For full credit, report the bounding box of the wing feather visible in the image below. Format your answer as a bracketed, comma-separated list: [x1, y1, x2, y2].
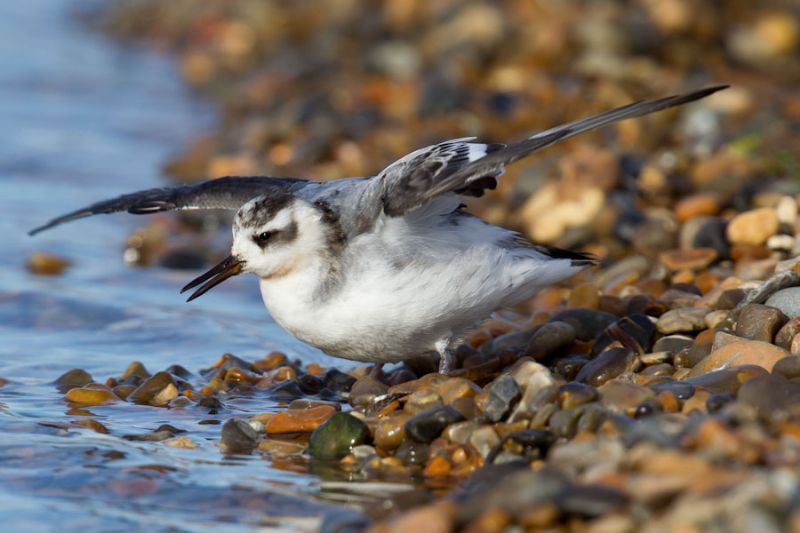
[379, 85, 728, 218]
[29, 176, 307, 235]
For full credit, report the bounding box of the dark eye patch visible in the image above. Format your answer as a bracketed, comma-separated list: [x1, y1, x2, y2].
[253, 230, 274, 247]
[251, 220, 298, 249]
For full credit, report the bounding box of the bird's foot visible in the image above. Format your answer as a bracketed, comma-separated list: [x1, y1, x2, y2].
[437, 348, 455, 375]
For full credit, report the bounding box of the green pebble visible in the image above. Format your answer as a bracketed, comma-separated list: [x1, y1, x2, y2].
[309, 412, 370, 460]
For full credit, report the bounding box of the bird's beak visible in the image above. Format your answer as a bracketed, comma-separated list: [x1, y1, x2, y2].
[181, 255, 244, 302]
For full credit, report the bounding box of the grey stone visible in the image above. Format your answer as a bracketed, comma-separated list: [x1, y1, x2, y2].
[525, 321, 575, 359]
[765, 287, 800, 319]
[549, 309, 617, 341]
[405, 405, 464, 443]
[220, 418, 260, 454]
[575, 348, 636, 386]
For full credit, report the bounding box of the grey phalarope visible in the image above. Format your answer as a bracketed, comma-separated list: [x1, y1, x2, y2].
[31, 85, 727, 373]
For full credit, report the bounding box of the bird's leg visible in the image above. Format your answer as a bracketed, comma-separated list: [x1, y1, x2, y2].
[435, 339, 454, 375]
[369, 363, 384, 379]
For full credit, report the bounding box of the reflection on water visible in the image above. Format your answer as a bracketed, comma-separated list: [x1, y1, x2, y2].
[0, 1, 368, 529]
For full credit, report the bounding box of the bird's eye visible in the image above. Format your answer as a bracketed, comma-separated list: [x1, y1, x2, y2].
[253, 231, 273, 247]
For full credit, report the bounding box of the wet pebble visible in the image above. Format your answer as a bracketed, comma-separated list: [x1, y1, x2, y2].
[128, 371, 178, 406]
[405, 406, 464, 443]
[309, 412, 370, 460]
[120, 361, 150, 381]
[476, 375, 521, 422]
[469, 425, 500, 458]
[649, 380, 695, 400]
[548, 309, 617, 341]
[124, 424, 183, 442]
[26, 252, 71, 275]
[404, 390, 443, 415]
[164, 436, 199, 449]
[687, 365, 768, 394]
[593, 314, 655, 355]
[689, 338, 789, 376]
[599, 381, 654, 414]
[558, 382, 598, 409]
[265, 380, 306, 401]
[220, 418, 260, 454]
[54, 368, 93, 392]
[374, 413, 410, 450]
[437, 377, 480, 405]
[264, 405, 336, 434]
[525, 321, 575, 359]
[349, 375, 387, 407]
[553, 356, 589, 381]
[65, 386, 120, 406]
[575, 348, 636, 387]
[652, 335, 693, 353]
[322, 368, 357, 393]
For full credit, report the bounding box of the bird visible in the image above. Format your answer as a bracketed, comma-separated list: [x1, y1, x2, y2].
[30, 85, 727, 374]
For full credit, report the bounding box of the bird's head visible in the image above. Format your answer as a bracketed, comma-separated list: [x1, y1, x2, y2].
[182, 192, 335, 300]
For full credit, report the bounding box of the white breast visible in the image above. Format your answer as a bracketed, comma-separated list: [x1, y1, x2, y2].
[258, 213, 582, 363]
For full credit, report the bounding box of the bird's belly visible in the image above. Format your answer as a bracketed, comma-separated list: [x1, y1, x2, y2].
[259, 279, 443, 362]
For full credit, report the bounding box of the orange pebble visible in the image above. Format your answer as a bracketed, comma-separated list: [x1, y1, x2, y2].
[423, 455, 452, 478]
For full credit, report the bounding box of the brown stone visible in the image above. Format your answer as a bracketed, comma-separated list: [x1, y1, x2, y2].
[436, 378, 480, 405]
[656, 307, 707, 334]
[423, 455, 452, 478]
[128, 371, 178, 406]
[264, 405, 336, 434]
[26, 252, 71, 275]
[374, 413, 409, 450]
[681, 389, 711, 414]
[775, 318, 800, 350]
[726, 207, 779, 245]
[688, 339, 789, 376]
[65, 386, 120, 406]
[659, 248, 717, 271]
[72, 419, 110, 434]
[674, 193, 721, 222]
[253, 352, 288, 371]
[598, 380, 654, 415]
[734, 303, 787, 342]
[568, 282, 600, 309]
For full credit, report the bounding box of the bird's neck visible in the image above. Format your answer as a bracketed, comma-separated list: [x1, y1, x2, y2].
[258, 254, 343, 306]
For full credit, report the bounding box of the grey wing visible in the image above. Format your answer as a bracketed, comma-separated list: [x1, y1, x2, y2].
[29, 176, 310, 235]
[375, 85, 728, 219]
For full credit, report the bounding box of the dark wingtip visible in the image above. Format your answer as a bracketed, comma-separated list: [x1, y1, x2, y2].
[687, 84, 729, 101]
[28, 210, 93, 236]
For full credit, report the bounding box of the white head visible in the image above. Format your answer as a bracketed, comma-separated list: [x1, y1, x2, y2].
[182, 193, 341, 300]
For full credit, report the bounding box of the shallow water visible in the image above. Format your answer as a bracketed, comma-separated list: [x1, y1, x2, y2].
[0, 1, 374, 530]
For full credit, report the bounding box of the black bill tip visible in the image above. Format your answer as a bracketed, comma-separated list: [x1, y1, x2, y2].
[182, 255, 244, 302]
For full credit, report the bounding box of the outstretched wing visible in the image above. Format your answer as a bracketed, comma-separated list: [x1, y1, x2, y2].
[377, 85, 728, 218]
[29, 176, 309, 235]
